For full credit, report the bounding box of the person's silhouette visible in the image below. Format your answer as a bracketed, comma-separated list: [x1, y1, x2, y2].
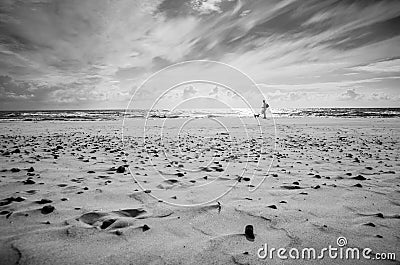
[261, 99, 269, 119]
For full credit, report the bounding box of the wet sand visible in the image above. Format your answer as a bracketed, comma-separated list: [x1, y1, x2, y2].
[0, 117, 399, 264]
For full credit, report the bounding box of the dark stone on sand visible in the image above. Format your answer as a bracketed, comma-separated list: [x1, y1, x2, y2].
[61, 198, 69, 201]
[0, 197, 24, 206]
[243, 177, 250, 181]
[165, 179, 178, 184]
[245, 225, 255, 241]
[299, 192, 308, 195]
[27, 167, 34, 172]
[279, 200, 287, 203]
[13, 149, 20, 153]
[352, 175, 366, 180]
[176, 172, 184, 177]
[363, 222, 375, 227]
[313, 185, 321, 189]
[353, 183, 363, 188]
[87, 171, 95, 173]
[83, 187, 89, 190]
[101, 219, 116, 229]
[14, 196, 26, 202]
[11, 168, 20, 173]
[365, 166, 373, 170]
[280, 185, 301, 190]
[115, 230, 123, 236]
[0, 210, 11, 215]
[41, 205, 55, 214]
[23, 178, 36, 185]
[376, 235, 383, 238]
[36, 199, 53, 204]
[314, 174, 321, 179]
[116, 166, 126, 173]
[144, 190, 151, 193]
[268, 205, 277, 209]
[142, 224, 150, 232]
[292, 181, 299, 185]
[375, 213, 384, 218]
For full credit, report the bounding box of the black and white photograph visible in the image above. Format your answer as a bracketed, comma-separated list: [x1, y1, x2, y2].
[0, 0, 399, 264]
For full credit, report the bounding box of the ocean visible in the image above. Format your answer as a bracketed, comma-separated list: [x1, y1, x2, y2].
[0, 108, 399, 121]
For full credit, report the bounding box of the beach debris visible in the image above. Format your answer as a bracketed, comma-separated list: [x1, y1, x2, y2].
[23, 178, 36, 185]
[36, 198, 53, 204]
[375, 213, 384, 218]
[100, 219, 116, 229]
[352, 175, 366, 180]
[0, 196, 26, 206]
[41, 205, 55, 214]
[245, 225, 255, 241]
[116, 166, 126, 173]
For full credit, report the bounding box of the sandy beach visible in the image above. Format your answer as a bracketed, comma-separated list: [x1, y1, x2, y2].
[0, 117, 399, 265]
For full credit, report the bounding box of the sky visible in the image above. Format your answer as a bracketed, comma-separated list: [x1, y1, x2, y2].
[0, 0, 399, 110]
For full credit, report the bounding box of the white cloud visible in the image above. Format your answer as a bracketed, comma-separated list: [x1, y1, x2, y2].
[338, 88, 364, 101]
[351, 59, 400, 73]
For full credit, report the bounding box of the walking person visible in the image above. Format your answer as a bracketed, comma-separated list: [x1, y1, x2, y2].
[261, 99, 269, 119]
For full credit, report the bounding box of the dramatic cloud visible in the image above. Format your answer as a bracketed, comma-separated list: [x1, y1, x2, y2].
[0, 0, 399, 109]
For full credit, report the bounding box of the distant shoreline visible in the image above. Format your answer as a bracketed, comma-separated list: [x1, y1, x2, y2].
[0, 108, 399, 121]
